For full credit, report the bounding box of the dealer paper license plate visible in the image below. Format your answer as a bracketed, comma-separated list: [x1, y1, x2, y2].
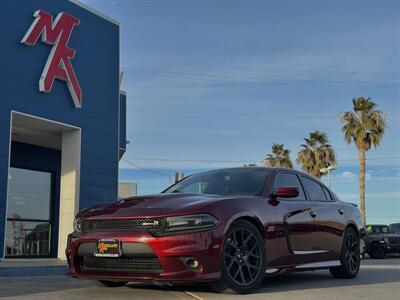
[94, 239, 121, 257]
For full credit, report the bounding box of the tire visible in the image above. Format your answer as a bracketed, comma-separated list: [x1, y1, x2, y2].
[94, 280, 127, 287]
[208, 219, 266, 294]
[369, 243, 385, 259]
[329, 227, 360, 279]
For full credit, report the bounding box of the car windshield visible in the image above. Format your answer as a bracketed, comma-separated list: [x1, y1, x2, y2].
[163, 168, 270, 196]
[389, 224, 400, 234]
[366, 225, 392, 234]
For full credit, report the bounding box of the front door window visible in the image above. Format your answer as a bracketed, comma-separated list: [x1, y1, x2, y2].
[5, 168, 53, 257]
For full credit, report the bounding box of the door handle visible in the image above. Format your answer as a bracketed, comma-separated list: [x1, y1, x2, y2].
[309, 210, 317, 218]
[338, 209, 344, 215]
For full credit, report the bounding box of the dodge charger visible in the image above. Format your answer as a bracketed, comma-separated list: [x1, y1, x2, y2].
[66, 167, 362, 293]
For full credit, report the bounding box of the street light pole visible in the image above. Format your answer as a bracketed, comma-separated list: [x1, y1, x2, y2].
[320, 165, 336, 189]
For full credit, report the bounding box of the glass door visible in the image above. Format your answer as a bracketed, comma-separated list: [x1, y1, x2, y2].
[5, 168, 53, 257]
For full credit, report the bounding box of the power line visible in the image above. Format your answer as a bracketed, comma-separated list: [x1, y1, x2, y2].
[127, 108, 342, 120]
[123, 68, 400, 87]
[121, 158, 172, 177]
[124, 156, 400, 164]
[125, 108, 400, 122]
[122, 58, 400, 76]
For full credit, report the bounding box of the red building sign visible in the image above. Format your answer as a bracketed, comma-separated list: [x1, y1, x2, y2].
[21, 10, 82, 108]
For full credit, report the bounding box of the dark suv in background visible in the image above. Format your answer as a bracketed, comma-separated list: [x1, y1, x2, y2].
[389, 223, 400, 234]
[365, 224, 400, 259]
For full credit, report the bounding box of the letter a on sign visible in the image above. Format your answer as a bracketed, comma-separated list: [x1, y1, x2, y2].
[21, 10, 82, 108]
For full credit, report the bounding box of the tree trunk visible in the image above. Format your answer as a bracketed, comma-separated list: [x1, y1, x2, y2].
[359, 149, 366, 225]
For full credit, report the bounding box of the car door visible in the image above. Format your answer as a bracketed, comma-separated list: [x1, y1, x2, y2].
[273, 172, 320, 265]
[300, 176, 346, 259]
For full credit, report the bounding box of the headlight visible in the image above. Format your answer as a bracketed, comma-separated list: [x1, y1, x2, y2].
[73, 218, 82, 232]
[164, 214, 218, 233]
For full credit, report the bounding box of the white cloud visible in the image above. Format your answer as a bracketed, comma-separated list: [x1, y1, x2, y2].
[338, 171, 372, 180]
[341, 171, 357, 178]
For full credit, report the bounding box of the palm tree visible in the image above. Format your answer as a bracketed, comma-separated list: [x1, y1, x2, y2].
[341, 97, 386, 225]
[264, 143, 293, 168]
[296, 131, 336, 178]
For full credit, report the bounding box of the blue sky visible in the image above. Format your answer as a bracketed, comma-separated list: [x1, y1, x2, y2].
[82, 0, 399, 224]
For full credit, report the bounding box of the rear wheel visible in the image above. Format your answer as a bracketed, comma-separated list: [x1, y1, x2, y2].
[369, 243, 385, 259]
[330, 227, 360, 278]
[94, 280, 127, 287]
[208, 220, 266, 294]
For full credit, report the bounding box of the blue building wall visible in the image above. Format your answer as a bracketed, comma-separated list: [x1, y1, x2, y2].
[119, 92, 127, 159]
[0, 1, 122, 257]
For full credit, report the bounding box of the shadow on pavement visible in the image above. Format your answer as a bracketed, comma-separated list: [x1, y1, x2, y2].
[1, 257, 399, 298]
[126, 257, 400, 295]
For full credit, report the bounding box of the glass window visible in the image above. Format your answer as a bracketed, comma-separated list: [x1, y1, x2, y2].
[164, 168, 270, 196]
[6, 168, 53, 257]
[7, 168, 52, 220]
[5, 221, 50, 256]
[366, 225, 391, 234]
[322, 186, 333, 201]
[389, 224, 400, 234]
[274, 173, 306, 200]
[301, 177, 327, 201]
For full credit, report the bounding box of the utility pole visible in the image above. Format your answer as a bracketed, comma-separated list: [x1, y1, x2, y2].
[174, 172, 185, 183]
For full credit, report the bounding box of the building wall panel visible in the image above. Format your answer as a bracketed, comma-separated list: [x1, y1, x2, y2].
[0, 0, 121, 257]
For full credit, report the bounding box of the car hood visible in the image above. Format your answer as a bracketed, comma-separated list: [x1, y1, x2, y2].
[77, 193, 243, 219]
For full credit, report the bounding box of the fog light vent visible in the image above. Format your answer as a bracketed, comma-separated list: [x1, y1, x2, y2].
[181, 257, 201, 272]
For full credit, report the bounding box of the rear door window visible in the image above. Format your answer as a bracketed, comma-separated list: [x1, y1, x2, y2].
[274, 173, 306, 201]
[301, 176, 327, 201]
[321, 186, 333, 201]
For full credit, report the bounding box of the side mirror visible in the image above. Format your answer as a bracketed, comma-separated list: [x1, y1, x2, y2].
[273, 187, 299, 198]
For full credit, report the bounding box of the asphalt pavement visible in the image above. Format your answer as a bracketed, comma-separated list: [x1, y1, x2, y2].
[0, 257, 399, 300]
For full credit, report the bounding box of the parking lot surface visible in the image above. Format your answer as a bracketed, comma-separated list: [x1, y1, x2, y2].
[0, 258, 399, 300]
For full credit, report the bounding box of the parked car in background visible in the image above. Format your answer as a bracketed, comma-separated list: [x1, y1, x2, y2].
[365, 224, 400, 259]
[389, 223, 400, 234]
[66, 168, 363, 294]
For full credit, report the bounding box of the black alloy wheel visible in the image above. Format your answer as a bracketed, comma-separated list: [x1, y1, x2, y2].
[209, 220, 266, 294]
[330, 227, 361, 278]
[369, 243, 385, 259]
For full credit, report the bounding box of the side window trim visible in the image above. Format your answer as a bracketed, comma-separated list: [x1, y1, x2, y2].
[301, 175, 332, 202]
[295, 173, 309, 201]
[299, 175, 311, 201]
[273, 171, 308, 201]
[321, 186, 335, 201]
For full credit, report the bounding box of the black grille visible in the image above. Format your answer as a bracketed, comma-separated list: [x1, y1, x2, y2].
[388, 237, 400, 245]
[80, 256, 163, 274]
[81, 218, 164, 233]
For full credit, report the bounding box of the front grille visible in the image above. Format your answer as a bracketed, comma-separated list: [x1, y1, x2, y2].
[81, 218, 164, 233]
[80, 256, 163, 274]
[388, 237, 400, 245]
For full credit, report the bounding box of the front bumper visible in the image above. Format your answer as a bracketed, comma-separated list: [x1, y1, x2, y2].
[65, 227, 224, 283]
[381, 244, 400, 253]
[366, 241, 400, 253]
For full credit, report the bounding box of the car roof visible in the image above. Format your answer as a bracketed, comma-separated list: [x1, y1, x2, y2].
[188, 167, 330, 187]
[194, 166, 308, 175]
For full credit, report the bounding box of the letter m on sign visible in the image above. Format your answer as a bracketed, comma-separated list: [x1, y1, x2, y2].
[21, 10, 82, 108]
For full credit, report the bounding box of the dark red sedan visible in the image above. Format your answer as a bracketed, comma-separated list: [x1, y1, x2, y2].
[66, 167, 362, 293]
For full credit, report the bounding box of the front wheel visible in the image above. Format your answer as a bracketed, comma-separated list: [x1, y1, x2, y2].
[369, 243, 385, 259]
[330, 227, 360, 279]
[208, 220, 266, 294]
